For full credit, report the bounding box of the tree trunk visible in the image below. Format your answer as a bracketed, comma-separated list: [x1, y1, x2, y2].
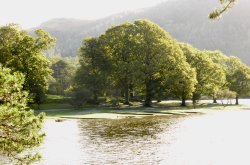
[213, 97, 217, 103]
[124, 85, 130, 105]
[129, 84, 134, 100]
[192, 96, 196, 104]
[130, 92, 134, 100]
[144, 81, 152, 107]
[181, 97, 186, 107]
[93, 92, 98, 104]
[235, 95, 239, 105]
[144, 97, 152, 107]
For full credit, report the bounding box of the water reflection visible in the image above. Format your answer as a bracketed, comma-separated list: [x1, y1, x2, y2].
[77, 116, 185, 165]
[79, 116, 171, 138]
[5, 109, 250, 165]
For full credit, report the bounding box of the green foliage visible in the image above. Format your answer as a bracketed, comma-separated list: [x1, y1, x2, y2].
[73, 19, 250, 107]
[0, 66, 45, 165]
[216, 89, 236, 104]
[98, 20, 196, 106]
[74, 37, 111, 105]
[205, 50, 230, 102]
[49, 58, 76, 95]
[100, 22, 139, 104]
[167, 60, 197, 106]
[0, 24, 55, 105]
[132, 20, 192, 106]
[180, 44, 227, 102]
[0, 67, 28, 108]
[225, 57, 250, 103]
[209, 0, 236, 19]
[70, 88, 94, 108]
[0, 107, 45, 164]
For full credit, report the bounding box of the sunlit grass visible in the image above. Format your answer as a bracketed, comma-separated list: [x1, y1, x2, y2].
[33, 95, 249, 120]
[36, 103, 245, 120]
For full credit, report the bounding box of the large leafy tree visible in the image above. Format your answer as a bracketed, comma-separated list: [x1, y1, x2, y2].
[76, 20, 195, 107]
[133, 20, 191, 106]
[205, 50, 228, 103]
[100, 23, 139, 104]
[225, 56, 250, 104]
[0, 24, 55, 105]
[167, 60, 197, 107]
[74, 37, 111, 104]
[0, 66, 45, 164]
[180, 44, 226, 103]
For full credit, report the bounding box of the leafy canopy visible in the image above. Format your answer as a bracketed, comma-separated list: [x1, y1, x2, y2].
[0, 24, 55, 105]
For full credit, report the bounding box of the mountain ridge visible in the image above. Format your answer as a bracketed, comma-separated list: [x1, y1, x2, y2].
[33, 0, 250, 65]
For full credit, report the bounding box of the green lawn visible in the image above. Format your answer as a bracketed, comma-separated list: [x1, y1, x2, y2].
[34, 97, 247, 120]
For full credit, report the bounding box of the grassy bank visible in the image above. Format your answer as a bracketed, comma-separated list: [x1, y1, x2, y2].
[34, 95, 248, 120]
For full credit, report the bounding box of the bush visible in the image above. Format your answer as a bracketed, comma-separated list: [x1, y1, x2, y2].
[216, 89, 237, 105]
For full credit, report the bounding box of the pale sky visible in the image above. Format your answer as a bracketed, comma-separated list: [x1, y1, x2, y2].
[0, 0, 167, 28]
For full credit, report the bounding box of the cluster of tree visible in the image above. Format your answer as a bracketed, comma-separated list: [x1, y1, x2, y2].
[0, 24, 55, 106]
[48, 57, 78, 95]
[73, 20, 250, 107]
[181, 45, 250, 105]
[0, 24, 54, 164]
[73, 20, 195, 107]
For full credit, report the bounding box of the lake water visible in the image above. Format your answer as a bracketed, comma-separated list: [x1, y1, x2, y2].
[3, 99, 250, 165]
[37, 108, 250, 164]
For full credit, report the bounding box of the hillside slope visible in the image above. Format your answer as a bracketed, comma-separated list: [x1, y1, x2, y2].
[33, 0, 250, 65]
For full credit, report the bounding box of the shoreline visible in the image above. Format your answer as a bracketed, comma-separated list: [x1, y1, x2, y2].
[36, 102, 250, 121]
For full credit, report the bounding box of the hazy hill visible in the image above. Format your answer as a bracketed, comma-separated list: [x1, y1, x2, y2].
[33, 0, 250, 65]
